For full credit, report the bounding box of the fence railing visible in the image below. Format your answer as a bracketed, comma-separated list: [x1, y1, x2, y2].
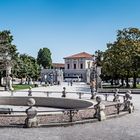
[0, 101, 133, 127]
[0, 87, 134, 127]
[10, 89, 126, 102]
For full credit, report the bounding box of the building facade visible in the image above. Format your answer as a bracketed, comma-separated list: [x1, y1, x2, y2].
[63, 52, 94, 82]
[41, 52, 101, 84]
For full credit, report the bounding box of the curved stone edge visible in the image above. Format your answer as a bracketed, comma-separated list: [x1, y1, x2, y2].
[0, 96, 93, 109]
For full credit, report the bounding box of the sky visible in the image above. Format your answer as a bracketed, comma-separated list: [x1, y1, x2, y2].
[0, 0, 140, 63]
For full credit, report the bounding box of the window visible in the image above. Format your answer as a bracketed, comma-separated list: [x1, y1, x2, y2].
[80, 63, 83, 69]
[67, 64, 70, 69]
[88, 62, 90, 68]
[74, 64, 76, 69]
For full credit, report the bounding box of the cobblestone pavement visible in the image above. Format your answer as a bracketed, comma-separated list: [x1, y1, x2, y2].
[0, 83, 140, 140]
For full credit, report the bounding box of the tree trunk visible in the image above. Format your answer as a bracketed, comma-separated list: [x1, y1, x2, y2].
[121, 77, 124, 87]
[126, 76, 129, 88]
[111, 79, 113, 85]
[126, 71, 130, 88]
[133, 72, 137, 88]
[0, 72, 2, 86]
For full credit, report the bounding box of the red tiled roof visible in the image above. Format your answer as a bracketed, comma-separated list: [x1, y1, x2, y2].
[64, 52, 93, 59]
[52, 63, 65, 68]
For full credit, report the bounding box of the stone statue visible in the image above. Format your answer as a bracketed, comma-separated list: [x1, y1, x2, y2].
[113, 88, 120, 102]
[90, 80, 96, 99]
[123, 90, 134, 113]
[94, 96, 106, 121]
[7, 75, 14, 91]
[25, 98, 38, 128]
[29, 78, 33, 85]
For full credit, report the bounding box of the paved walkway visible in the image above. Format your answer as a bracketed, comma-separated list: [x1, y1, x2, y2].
[0, 82, 94, 114]
[0, 82, 117, 102]
[0, 82, 139, 140]
[0, 82, 91, 96]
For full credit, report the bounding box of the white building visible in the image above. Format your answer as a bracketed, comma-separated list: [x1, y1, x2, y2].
[63, 52, 94, 82]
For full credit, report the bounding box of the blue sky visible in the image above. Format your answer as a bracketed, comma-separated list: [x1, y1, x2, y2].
[0, 0, 140, 62]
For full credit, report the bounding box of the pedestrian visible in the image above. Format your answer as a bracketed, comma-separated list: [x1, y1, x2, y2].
[70, 79, 73, 86]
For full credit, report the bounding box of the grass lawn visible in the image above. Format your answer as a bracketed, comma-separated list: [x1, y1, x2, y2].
[136, 84, 140, 88]
[13, 84, 34, 90]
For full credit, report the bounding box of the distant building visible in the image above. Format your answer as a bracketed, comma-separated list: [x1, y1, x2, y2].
[41, 69, 63, 85]
[41, 52, 98, 84]
[52, 63, 65, 70]
[64, 52, 93, 70]
[63, 52, 94, 82]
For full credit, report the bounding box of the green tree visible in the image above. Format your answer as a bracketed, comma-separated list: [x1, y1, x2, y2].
[103, 42, 122, 85]
[0, 30, 41, 85]
[117, 28, 140, 88]
[0, 30, 17, 85]
[95, 50, 104, 66]
[16, 54, 40, 84]
[0, 30, 17, 54]
[103, 28, 140, 87]
[37, 48, 52, 68]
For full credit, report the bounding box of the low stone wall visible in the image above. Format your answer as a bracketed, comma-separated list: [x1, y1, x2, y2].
[0, 104, 125, 126]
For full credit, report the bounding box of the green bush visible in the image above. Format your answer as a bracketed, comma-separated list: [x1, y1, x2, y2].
[13, 84, 34, 90]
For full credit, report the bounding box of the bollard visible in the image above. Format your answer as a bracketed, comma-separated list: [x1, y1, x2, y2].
[24, 98, 38, 128]
[90, 91, 96, 99]
[62, 87, 66, 97]
[123, 90, 134, 113]
[11, 89, 14, 96]
[78, 92, 84, 99]
[46, 92, 49, 97]
[104, 94, 109, 101]
[28, 86, 32, 96]
[113, 88, 120, 102]
[116, 103, 121, 114]
[90, 85, 96, 99]
[94, 96, 106, 121]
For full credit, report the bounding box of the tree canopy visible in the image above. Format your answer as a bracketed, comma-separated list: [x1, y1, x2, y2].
[102, 27, 140, 87]
[14, 54, 40, 82]
[37, 48, 52, 68]
[0, 30, 40, 84]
